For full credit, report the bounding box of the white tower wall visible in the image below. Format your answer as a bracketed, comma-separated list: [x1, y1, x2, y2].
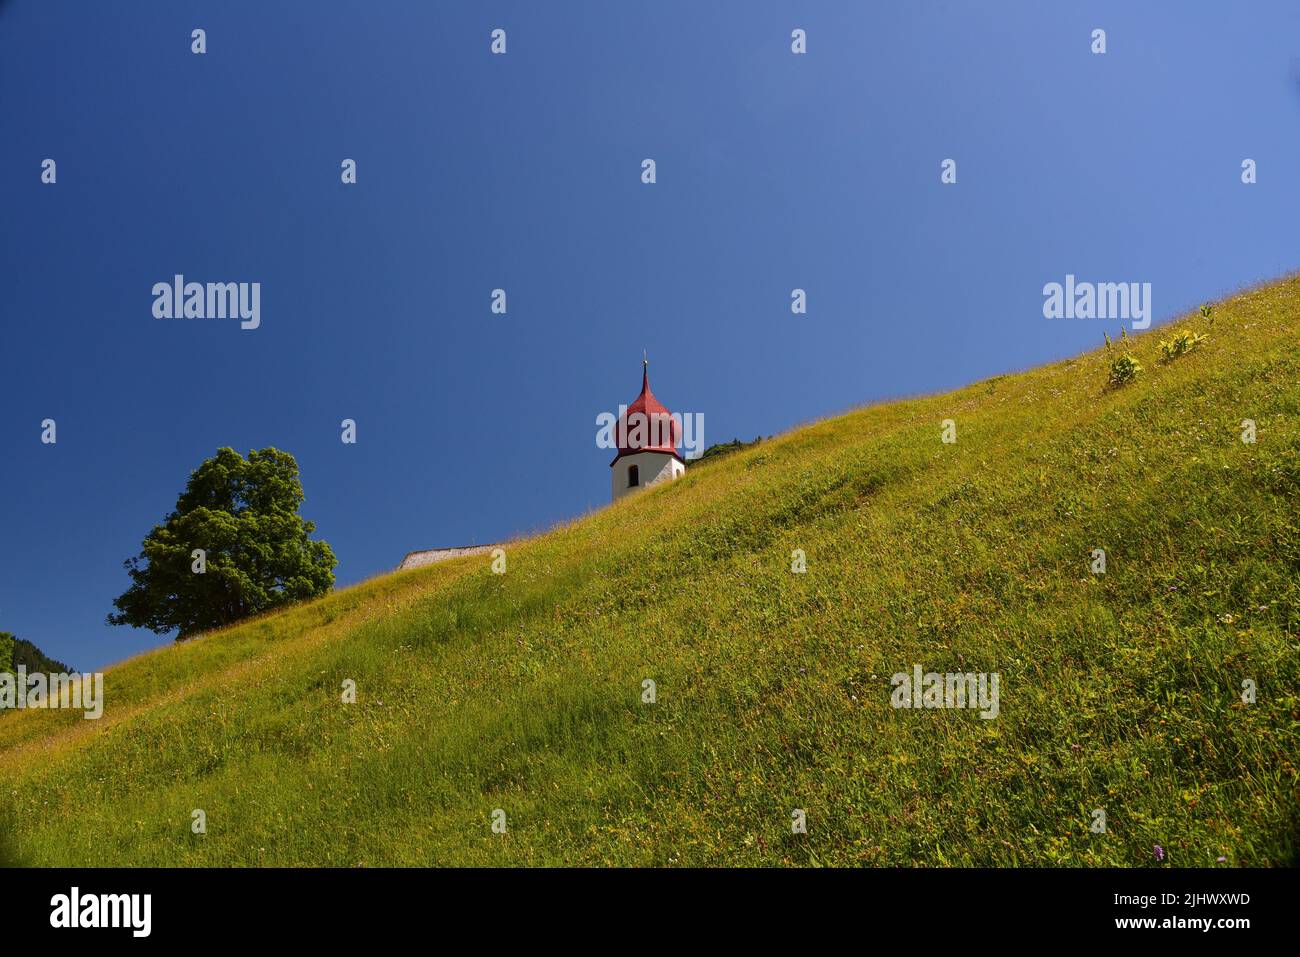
[612, 451, 685, 501]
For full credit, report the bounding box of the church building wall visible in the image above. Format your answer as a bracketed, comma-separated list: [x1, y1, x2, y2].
[612, 451, 684, 501]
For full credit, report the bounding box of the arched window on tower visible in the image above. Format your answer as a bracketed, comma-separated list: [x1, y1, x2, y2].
[628, 464, 640, 488]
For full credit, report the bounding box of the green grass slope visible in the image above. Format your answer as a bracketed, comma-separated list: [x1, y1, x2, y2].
[2, 280, 1298, 867]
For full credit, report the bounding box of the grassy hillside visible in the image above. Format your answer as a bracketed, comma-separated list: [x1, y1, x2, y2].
[2, 279, 1297, 867]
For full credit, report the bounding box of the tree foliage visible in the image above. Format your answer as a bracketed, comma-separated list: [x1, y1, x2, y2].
[108, 448, 337, 639]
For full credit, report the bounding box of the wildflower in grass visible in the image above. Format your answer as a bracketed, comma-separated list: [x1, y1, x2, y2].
[1154, 844, 1165, 862]
[1158, 328, 1208, 361]
[1108, 352, 1142, 387]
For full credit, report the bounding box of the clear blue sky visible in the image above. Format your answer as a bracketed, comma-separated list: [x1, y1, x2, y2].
[3, 1, 1298, 671]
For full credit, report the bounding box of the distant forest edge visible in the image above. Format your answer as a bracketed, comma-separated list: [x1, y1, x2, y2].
[0, 632, 73, 676]
[692, 436, 766, 465]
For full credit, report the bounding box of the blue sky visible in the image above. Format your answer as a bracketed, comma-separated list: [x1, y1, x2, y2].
[3, 1, 1299, 671]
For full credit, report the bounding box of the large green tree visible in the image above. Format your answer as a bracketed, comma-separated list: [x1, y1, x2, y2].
[108, 447, 337, 639]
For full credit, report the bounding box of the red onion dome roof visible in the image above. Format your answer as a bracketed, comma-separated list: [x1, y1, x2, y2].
[612, 360, 684, 464]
